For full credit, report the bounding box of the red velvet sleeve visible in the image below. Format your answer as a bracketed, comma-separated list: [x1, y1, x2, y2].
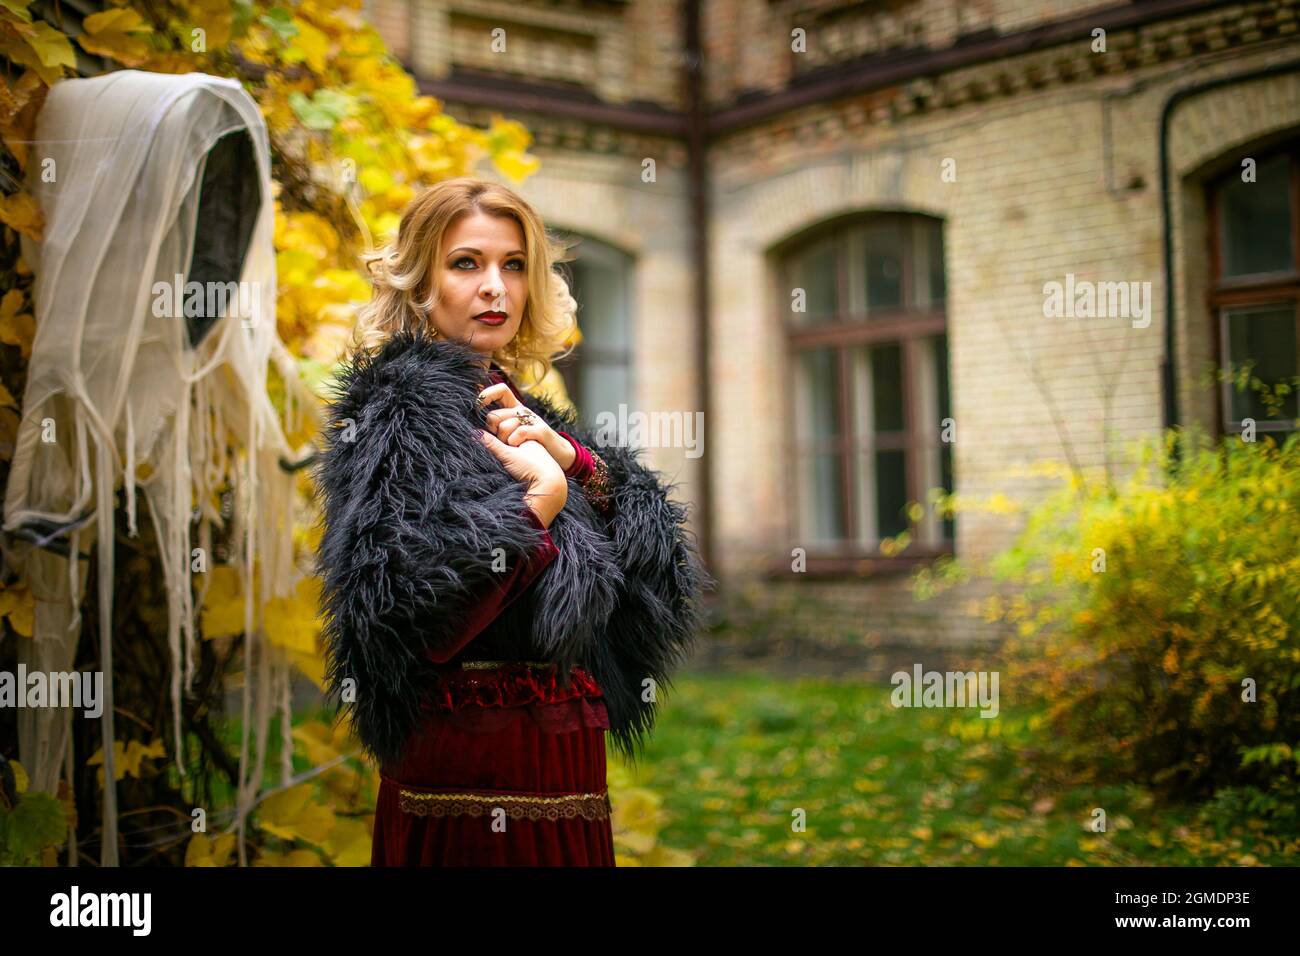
[425, 506, 560, 664]
[558, 431, 595, 482]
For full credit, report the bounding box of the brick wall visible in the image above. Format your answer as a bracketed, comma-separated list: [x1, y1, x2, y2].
[707, 35, 1300, 645]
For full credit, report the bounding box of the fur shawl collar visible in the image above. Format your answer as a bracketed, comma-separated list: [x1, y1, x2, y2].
[311, 328, 713, 767]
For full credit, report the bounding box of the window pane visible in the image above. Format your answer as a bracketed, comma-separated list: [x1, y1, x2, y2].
[871, 343, 904, 433]
[796, 348, 841, 441]
[570, 264, 629, 352]
[795, 347, 846, 542]
[935, 335, 954, 541]
[862, 219, 904, 312]
[582, 362, 633, 429]
[799, 451, 846, 543]
[1224, 304, 1299, 423]
[852, 343, 910, 546]
[927, 219, 946, 305]
[786, 236, 838, 326]
[1219, 155, 1293, 277]
[910, 218, 945, 309]
[875, 449, 908, 538]
[564, 233, 634, 415]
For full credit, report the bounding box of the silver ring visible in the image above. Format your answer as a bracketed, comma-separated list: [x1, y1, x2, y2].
[514, 409, 535, 426]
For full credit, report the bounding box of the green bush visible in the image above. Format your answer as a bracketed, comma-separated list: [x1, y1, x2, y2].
[924, 430, 1300, 798]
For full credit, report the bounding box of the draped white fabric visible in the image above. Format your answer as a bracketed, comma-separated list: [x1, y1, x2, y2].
[2, 70, 304, 865]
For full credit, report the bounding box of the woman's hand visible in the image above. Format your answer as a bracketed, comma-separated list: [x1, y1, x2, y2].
[478, 383, 577, 472]
[476, 429, 568, 528]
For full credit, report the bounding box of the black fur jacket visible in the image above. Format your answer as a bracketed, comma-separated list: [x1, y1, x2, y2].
[311, 328, 713, 768]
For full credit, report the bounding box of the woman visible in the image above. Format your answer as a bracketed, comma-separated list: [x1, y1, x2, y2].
[311, 177, 712, 866]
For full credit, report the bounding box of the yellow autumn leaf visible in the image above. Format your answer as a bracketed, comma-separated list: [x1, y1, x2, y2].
[78, 9, 154, 68]
[0, 21, 76, 84]
[292, 719, 343, 767]
[0, 309, 35, 358]
[0, 193, 42, 242]
[263, 576, 321, 656]
[983, 493, 1020, 515]
[493, 150, 540, 183]
[182, 0, 234, 52]
[611, 786, 665, 857]
[320, 815, 371, 867]
[11, 758, 29, 794]
[283, 18, 330, 74]
[87, 738, 166, 788]
[486, 114, 532, 152]
[185, 832, 236, 867]
[615, 828, 658, 856]
[483, 116, 539, 182]
[5, 590, 33, 636]
[0, 583, 34, 636]
[358, 165, 394, 196]
[284, 646, 327, 690]
[400, 95, 440, 128]
[971, 830, 999, 848]
[200, 565, 250, 639]
[0, 74, 26, 122]
[0, 1, 34, 25]
[257, 783, 337, 846]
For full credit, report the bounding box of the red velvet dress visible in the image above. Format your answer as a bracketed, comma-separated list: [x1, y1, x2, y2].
[370, 366, 617, 866]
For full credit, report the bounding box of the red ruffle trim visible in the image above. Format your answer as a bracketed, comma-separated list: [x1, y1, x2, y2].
[423, 663, 604, 712]
[415, 663, 609, 735]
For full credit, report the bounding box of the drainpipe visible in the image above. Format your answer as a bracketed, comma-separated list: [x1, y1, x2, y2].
[684, 0, 714, 571]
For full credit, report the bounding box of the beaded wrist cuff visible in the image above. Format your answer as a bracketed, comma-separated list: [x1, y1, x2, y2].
[583, 449, 613, 513]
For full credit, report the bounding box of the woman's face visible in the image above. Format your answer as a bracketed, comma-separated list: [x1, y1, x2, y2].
[427, 211, 528, 362]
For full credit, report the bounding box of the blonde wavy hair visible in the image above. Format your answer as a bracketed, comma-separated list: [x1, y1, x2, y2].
[349, 177, 579, 388]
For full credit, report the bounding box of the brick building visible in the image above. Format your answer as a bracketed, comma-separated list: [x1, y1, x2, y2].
[363, 0, 1300, 654]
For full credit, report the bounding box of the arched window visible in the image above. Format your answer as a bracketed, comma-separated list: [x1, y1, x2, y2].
[779, 212, 953, 556]
[1207, 145, 1299, 436]
[551, 231, 634, 419]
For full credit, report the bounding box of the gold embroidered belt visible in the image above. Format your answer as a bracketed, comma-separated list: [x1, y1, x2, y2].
[459, 660, 554, 670]
[395, 786, 612, 822]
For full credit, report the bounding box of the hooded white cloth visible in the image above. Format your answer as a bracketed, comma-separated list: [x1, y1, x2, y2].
[2, 70, 308, 865]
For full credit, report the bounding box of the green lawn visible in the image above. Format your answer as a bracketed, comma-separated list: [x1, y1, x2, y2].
[617, 671, 1298, 866]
